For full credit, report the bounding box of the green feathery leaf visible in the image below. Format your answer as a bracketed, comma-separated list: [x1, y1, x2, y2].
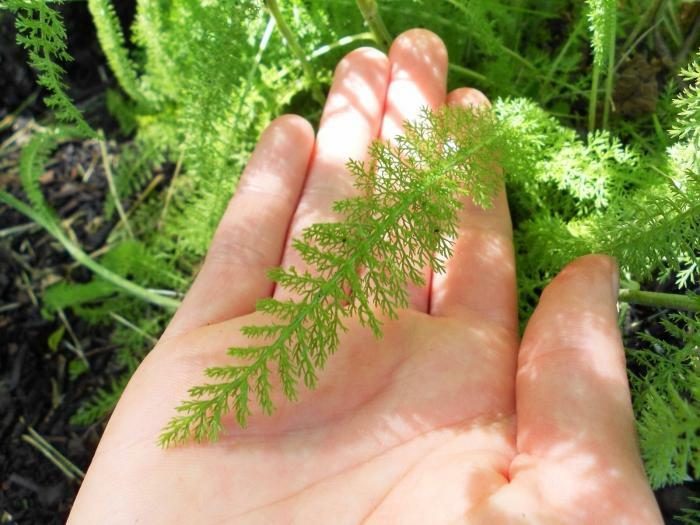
[87, 0, 155, 108]
[4, 0, 94, 136]
[630, 314, 700, 488]
[159, 105, 519, 446]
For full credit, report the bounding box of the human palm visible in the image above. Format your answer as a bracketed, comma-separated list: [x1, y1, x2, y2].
[69, 30, 661, 524]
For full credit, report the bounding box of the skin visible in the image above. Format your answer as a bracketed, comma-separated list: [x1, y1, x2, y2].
[69, 30, 662, 524]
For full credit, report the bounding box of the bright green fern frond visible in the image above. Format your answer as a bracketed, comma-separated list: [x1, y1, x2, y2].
[87, 0, 155, 107]
[670, 51, 700, 173]
[4, 0, 93, 136]
[159, 105, 522, 446]
[630, 314, 700, 488]
[18, 129, 63, 223]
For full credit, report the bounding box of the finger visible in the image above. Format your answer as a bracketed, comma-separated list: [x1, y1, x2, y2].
[515, 255, 646, 471]
[275, 47, 390, 300]
[429, 88, 517, 332]
[163, 115, 314, 339]
[381, 28, 448, 311]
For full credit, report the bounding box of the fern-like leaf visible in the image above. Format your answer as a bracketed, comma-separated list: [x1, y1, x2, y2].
[630, 314, 700, 488]
[87, 0, 156, 107]
[4, 0, 94, 136]
[159, 106, 519, 446]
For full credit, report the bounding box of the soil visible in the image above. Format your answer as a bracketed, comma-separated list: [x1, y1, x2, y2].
[0, 3, 699, 524]
[0, 3, 132, 523]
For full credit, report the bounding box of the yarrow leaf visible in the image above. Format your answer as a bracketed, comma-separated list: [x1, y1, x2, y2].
[158, 105, 518, 446]
[4, 0, 94, 137]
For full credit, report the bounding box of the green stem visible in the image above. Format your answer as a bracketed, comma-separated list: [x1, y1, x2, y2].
[448, 63, 489, 84]
[355, 0, 392, 51]
[264, 0, 325, 106]
[0, 190, 180, 311]
[618, 289, 700, 312]
[541, 19, 583, 104]
[601, 21, 616, 128]
[588, 61, 600, 131]
[99, 132, 134, 238]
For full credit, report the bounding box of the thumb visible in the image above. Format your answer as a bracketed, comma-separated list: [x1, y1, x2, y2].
[515, 254, 661, 520]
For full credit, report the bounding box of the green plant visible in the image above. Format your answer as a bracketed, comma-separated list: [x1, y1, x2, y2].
[631, 314, 700, 488]
[4, 0, 93, 136]
[2, 0, 699, 490]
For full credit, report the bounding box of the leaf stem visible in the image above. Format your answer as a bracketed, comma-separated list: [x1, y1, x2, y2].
[618, 289, 700, 312]
[99, 132, 134, 238]
[448, 63, 489, 84]
[601, 18, 616, 128]
[264, 0, 325, 105]
[355, 0, 392, 51]
[588, 60, 600, 131]
[0, 190, 180, 311]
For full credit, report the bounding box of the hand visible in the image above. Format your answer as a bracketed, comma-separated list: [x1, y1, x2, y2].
[69, 30, 661, 524]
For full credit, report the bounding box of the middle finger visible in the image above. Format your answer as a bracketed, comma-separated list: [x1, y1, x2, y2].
[380, 29, 449, 312]
[275, 46, 390, 300]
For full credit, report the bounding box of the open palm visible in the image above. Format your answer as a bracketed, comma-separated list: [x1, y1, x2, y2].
[69, 30, 661, 524]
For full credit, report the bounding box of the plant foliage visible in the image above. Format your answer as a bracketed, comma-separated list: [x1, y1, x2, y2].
[3, 0, 93, 136]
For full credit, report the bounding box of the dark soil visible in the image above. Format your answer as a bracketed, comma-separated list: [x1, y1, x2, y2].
[0, 138, 118, 523]
[0, 3, 134, 524]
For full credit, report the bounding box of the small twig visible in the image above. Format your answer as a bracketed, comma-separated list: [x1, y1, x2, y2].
[109, 312, 158, 345]
[109, 173, 165, 237]
[0, 222, 40, 238]
[98, 132, 134, 238]
[56, 308, 88, 365]
[21, 426, 85, 482]
[355, 0, 392, 51]
[20, 271, 39, 307]
[619, 288, 700, 312]
[0, 118, 36, 152]
[0, 302, 21, 313]
[79, 150, 98, 183]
